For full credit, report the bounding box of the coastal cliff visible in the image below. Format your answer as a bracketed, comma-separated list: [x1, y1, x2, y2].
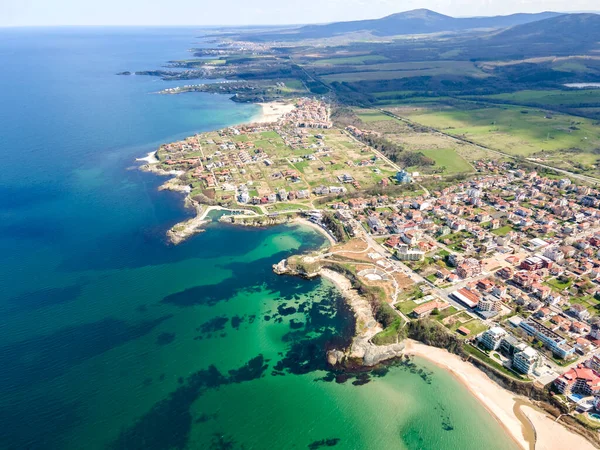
[274, 258, 405, 368]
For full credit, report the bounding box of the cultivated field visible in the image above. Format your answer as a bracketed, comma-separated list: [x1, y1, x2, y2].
[474, 89, 600, 107]
[351, 108, 489, 172]
[318, 60, 489, 83]
[385, 103, 600, 171]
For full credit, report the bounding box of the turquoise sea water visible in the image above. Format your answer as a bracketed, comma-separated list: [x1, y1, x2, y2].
[0, 28, 519, 450]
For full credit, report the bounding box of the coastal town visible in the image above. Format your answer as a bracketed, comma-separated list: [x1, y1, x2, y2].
[141, 97, 600, 447]
[316, 159, 600, 424]
[148, 98, 397, 211]
[12, 3, 600, 450]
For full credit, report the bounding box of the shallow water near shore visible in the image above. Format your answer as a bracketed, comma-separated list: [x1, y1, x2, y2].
[0, 28, 519, 450]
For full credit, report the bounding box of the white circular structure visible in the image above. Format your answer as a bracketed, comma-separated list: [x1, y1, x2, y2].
[357, 268, 389, 281]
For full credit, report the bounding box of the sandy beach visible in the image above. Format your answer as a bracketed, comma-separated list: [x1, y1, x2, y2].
[521, 405, 595, 450]
[293, 217, 337, 246]
[253, 101, 296, 123]
[404, 340, 595, 450]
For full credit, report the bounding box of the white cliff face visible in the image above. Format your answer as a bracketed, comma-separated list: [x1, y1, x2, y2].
[356, 341, 406, 367]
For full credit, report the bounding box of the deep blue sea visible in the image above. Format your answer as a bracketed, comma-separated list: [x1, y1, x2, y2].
[0, 28, 520, 450]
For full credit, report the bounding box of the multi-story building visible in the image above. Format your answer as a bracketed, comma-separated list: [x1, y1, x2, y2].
[396, 244, 425, 261]
[591, 321, 600, 340]
[513, 346, 540, 375]
[519, 318, 575, 359]
[586, 355, 600, 372]
[499, 335, 520, 358]
[520, 255, 553, 271]
[569, 304, 591, 321]
[477, 295, 502, 313]
[456, 258, 482, 279]
[367, 215, 386, 234]
[554, 365, 600, 396]
[480, 327, 507, 351]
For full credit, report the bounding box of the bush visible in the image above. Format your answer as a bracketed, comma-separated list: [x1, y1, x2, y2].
[372, 318, 406, 345]
[407, 319, 465, 356]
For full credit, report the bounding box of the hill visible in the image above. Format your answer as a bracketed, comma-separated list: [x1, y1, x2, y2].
[488, 13, 600, 44]
[241, 9, 562, 41]
[468, 13, 600, 59]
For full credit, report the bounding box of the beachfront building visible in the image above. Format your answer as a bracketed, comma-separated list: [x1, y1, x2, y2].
[554, 365, 600, 396]
[499, 335, 520, 358]
[238, 191, 250, 204]
[480, 327, 507, 351]
[594, 396, 600, 412]
[519, 318, 575, 359]
[512, 346, 541, 375]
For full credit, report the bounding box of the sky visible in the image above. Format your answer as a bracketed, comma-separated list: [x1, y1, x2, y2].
[1, 0, 599, 27]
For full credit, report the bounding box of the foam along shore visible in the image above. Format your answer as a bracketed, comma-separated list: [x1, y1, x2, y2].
[135, 150, 159, 164]
[404, 340, 594, 450]
[253, 101, 296, 123]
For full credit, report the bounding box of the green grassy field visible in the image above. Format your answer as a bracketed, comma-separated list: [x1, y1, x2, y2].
[321, 61, 488, 83]
[491, 225, 513, 236]
[261, 131, 281, 139]
[265, 202, 310, 212]
[446, 317, 487, 336]
[280, 79, 307, 93]
[396, 104, 600, 158]
[315, 54, 389, 65]
[408, 148, 473, 174]
[396, 300, 418, 315]
[355, 110, 394, 122]
[473, 89, 600, 106]
[322, 70, 444, 82]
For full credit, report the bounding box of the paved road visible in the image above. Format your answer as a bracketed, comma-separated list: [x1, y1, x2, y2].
[350, 218, 472, 314]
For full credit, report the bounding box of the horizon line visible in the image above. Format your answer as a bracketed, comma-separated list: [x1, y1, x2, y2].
[2, 9, 599, 29]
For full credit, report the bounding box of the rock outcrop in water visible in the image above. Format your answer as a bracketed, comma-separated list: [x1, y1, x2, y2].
[274, 258, 405, 368]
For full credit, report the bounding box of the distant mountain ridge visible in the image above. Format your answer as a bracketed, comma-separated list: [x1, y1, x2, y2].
[243, 9, 563, 41]
[488, 13, 600, 43]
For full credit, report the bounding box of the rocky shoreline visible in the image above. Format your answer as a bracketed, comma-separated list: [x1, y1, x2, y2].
[273, 259, 405, 369]
[166, 200, 207, 245]
[139, 159, 205, 244]
[135, 101, 303, 245]
[138, 157, 298, 244]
